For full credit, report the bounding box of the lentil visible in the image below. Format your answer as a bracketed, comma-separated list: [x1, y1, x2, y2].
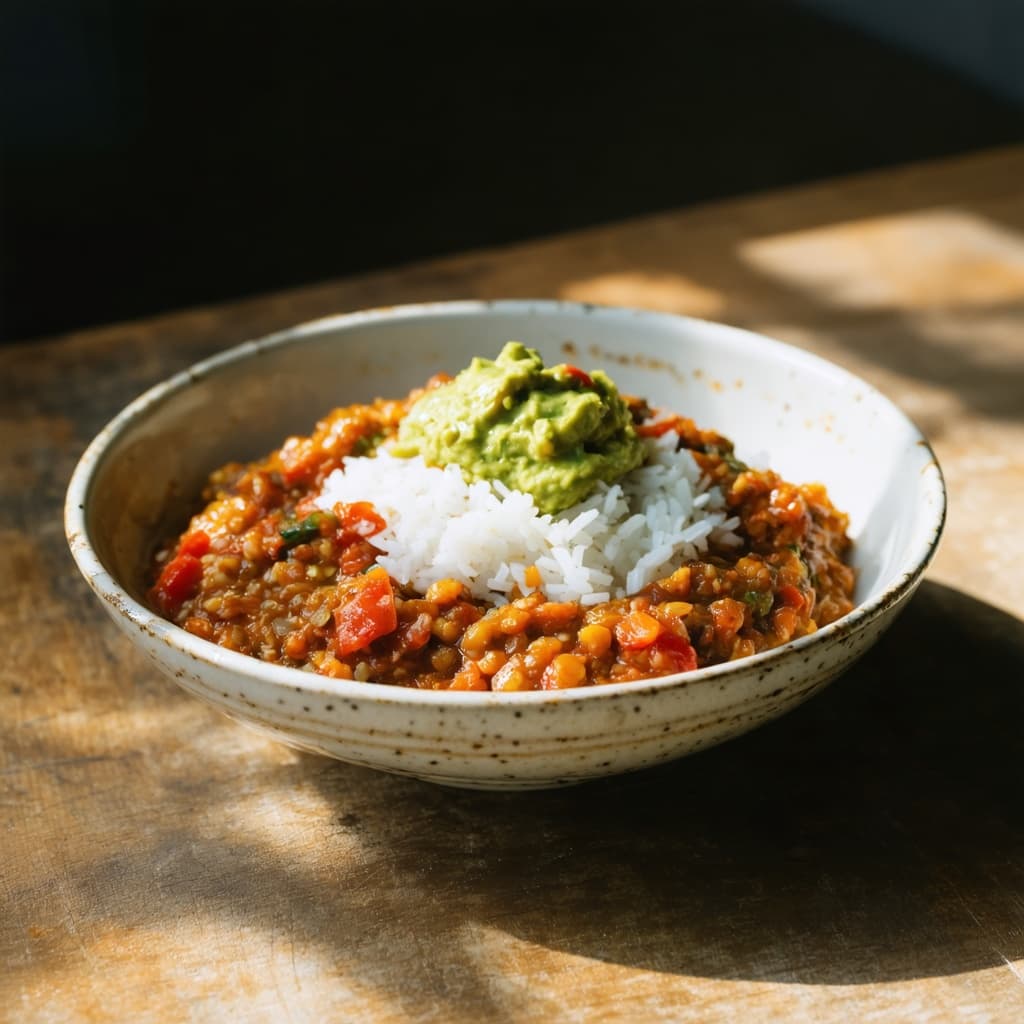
[149, 381, 855, 690]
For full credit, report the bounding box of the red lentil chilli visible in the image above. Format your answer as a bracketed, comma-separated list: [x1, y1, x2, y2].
[149, 373, 855, 691]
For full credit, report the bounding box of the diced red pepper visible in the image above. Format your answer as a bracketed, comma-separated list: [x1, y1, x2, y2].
[178, 530, 211, 557]
[153, 553, 204, 614]
[332, 566, 397, 656]
[650, 632, 698, 673]
[563, 365, 594, 388]
[777, 584, 806, 612]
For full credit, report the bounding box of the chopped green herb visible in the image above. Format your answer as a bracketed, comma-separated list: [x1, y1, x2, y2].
[353, 432, 384, 456]
[742, 590, 774, 617]
[723, 451, 749, 474]
[706, 444, 748, 474]
[280, 511, 336, 548]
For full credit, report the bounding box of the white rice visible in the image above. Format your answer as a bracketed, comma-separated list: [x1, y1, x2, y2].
[313, 433, 742, 605]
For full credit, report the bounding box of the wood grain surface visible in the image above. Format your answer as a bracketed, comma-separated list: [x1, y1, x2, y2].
[3, 146, 1024, 1023]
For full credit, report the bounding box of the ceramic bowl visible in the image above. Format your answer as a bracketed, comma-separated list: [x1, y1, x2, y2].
[65, 301, 945, 789]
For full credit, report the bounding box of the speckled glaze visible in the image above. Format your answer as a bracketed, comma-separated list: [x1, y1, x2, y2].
[65, 301, 946, 789]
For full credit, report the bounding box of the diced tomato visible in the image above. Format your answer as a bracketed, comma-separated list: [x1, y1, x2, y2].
[178, 530, 210, 557]
[650, 632, 698, 673]
[777, 584, 806, 612]
[614, 611, 664, 650]
[564, 365, 594, 388]
[333, 503, 385, 575]
[338, 501, 386, 541]
[332, 566, 398, 656]
[153, 553, 204, 614]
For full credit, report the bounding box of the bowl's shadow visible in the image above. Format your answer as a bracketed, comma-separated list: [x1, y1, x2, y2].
[309, 579, 1024, 985]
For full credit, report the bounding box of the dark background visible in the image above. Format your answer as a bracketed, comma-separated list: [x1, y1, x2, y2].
[2, 0, 1022, 342]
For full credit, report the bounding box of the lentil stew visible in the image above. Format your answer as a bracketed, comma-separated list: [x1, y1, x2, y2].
[149, 377, 855, 691]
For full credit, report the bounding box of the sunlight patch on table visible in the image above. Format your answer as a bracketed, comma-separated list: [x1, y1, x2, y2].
[15, 921, 336, 1024]
[739, 209, 1024, 311]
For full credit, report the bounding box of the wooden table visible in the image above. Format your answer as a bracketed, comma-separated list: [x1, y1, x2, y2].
[4, 146, 1024, 1023]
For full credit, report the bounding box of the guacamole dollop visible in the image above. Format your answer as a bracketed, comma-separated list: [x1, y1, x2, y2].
[393, 342, 645, 515]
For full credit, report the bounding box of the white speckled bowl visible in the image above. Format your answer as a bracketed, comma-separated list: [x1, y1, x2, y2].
[65, 301, 945, 789]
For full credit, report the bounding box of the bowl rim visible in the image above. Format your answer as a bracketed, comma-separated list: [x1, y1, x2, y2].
[64, 298, 947, 707]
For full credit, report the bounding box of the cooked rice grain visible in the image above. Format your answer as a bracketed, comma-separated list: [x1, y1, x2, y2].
[314, 434, 741, 604]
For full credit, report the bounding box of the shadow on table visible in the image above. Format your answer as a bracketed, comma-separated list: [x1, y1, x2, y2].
[12, 579, 1020, 1016]
[308, 579, 1024, 987]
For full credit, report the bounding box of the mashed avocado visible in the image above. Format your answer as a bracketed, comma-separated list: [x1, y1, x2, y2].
[393, 342, 645, 514]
